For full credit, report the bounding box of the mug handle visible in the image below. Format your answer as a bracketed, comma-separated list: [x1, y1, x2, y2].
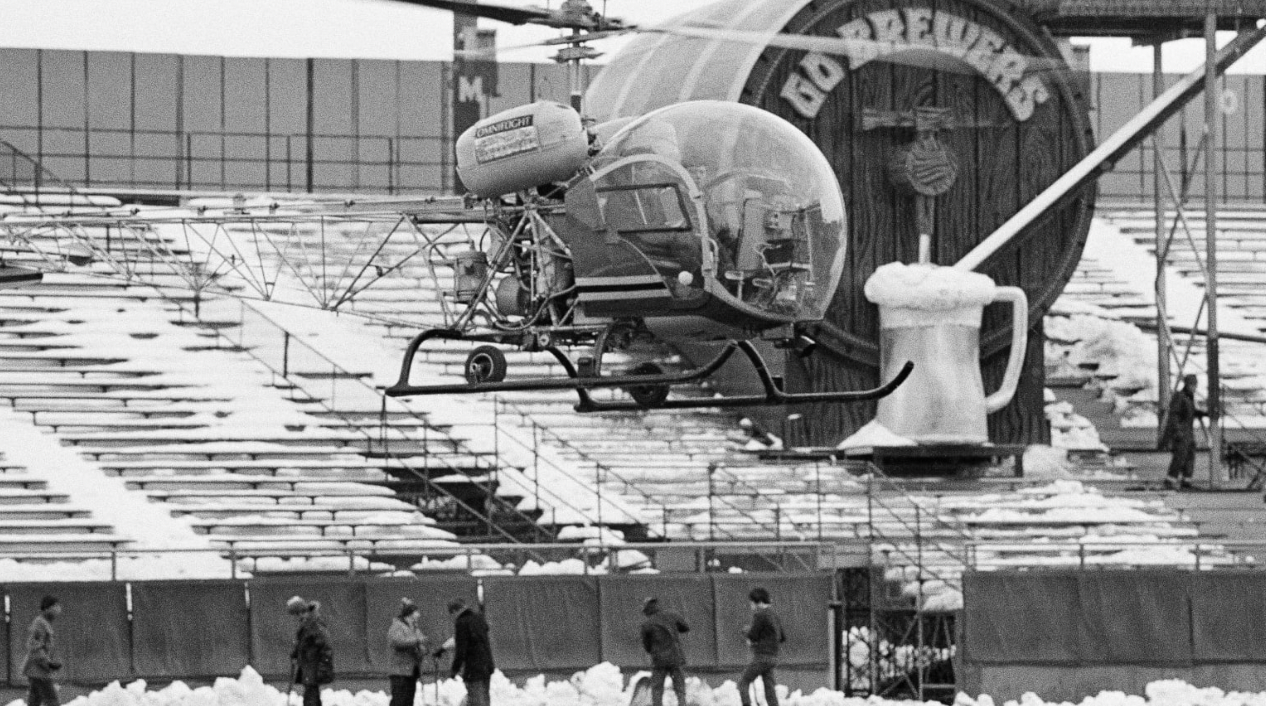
[984, 286, 1029, 414]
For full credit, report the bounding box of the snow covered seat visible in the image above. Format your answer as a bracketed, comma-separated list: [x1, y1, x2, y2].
[0, 534, 131, 552]
[0, 518, 115, 534]
[124, 475, 396, 492]
[75, 444, 382, 462]
[165, 501, 417, 520]
[0, 488, 72, 504]
[0, 504, 92, 519]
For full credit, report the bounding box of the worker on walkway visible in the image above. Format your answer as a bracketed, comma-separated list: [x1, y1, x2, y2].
[23, 595, 63, 706]
[288, 596, 334, 706]
[387, 598, 429, 706]
[1162, 374, 1205, 490]
[738, 587, 785, 706]
[445, 597, 494, 706]
[640, 597, 690, 706]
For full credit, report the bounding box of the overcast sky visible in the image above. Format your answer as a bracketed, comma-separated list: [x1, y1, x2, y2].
[1, 0, 1264, 73]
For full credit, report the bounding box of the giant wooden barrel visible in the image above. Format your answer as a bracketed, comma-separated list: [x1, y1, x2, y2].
[586, 0, 1095, 445]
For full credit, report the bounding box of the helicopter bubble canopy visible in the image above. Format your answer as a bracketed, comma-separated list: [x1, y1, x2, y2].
[580, 101, 847, 326]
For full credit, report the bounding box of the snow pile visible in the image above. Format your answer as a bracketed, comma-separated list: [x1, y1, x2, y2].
[32, 662, 1266, 706]
[16, 663, 803, 706]
[1045, 398, 1108, 452]
[1047, 314, 1158, 393]
[837, 420, 915, 450]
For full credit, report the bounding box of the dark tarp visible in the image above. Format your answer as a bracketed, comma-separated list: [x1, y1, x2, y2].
[711, 574, 832, 668]
[249, 579, 370, 678]
[1076, 571, 1193, 666]
[363, 576, 479, 674]
[961, 571, 1081, 664]
[1189, 573, 1266, 662]
[483, 576, 601, 671]
[131, 581, 250, 678]
[7, 583, 131, 684]
[0, 595, 7, 684]
[597, 574, 718, 668]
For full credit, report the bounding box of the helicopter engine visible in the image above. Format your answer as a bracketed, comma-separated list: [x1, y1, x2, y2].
[455, 101, 590, 199]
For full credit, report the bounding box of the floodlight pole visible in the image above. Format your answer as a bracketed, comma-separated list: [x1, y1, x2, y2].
[1153, 41, 1172, 450]
[1204, 11, 1223, 488]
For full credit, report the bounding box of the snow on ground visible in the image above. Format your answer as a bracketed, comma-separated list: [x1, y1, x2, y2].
[18, 664, 1266, 706]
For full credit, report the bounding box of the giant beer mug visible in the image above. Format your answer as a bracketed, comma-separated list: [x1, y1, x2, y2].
[864, 263, 1028, 444]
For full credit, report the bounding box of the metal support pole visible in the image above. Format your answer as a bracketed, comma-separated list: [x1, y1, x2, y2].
[1154, 41, 1172, 447]
[1205, 12, 1224, 488]
[708, 463, 716, 543]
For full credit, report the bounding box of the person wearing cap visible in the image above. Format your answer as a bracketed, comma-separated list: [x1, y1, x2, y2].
[388, 598, 429, 706]
[445, 597, 494, 706]
[23, 595, 63, 706]
[738, 587, 785, 706]
[288, 596, 333, 706]
[639, 597, 690, 706]
[1162, 374, 1206, 490]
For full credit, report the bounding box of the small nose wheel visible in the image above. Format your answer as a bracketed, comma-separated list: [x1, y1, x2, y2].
[625, 362, 670, 408]
[464, 345, 507, 384]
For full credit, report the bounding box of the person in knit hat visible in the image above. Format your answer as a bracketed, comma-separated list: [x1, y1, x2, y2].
[640, 597, 690, 706]
[288, 596, 333, 706]
[387, 598, 429, 706]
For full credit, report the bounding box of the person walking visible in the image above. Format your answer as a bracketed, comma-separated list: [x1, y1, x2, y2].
[288, 596, 334, 706]
[23, 595, 63, 706]
[640, 597, 690, 706]
[738, 587, 785, 706]
[445, 598, 494, 706]
[388, 598, 429, 706]
[1162, 374, 1206, 490]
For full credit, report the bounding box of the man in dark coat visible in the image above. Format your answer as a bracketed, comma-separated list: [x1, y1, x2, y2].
[738, 587, 785, 706]
[1162, 374, 1205, 489]
[640, 597, 690, 706]
[22, 595, 63, 706]
[446, 598, 494, 706]
[288, 596, 333, 706]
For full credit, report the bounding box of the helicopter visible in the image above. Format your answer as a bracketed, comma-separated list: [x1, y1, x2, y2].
[379, 0, 926, 412]
[0, 0, 1092, 413]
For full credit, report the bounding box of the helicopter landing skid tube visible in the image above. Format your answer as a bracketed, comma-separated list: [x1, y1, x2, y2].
[384, 330, 913, 412]
[547, 341, 914, 413]
[384, 328, 741, 397]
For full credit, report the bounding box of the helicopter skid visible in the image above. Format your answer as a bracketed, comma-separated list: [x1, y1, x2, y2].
[385, 329, 913, 412]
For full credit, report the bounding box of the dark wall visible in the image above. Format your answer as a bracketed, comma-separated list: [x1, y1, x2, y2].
[960, 570, 1266, 701]
[0, 573, 831, 686]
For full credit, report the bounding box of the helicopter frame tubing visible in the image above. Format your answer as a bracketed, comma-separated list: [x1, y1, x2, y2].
[384, 327, 914, 412]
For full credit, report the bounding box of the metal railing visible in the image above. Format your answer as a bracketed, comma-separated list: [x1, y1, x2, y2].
[964, 538, 1263, 571]
[0, 124, 446, 194]
[0, 540, 843, 582]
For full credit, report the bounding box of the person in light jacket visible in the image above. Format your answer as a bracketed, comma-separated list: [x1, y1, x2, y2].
[23, 595, 63, 706]
[738, 587, 785, 706]
[388, 598, 429, 706]
[640, 597, 690, 706]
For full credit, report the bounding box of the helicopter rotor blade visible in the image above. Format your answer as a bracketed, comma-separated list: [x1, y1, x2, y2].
[382, 0, 556, 27]
[639, 24, 1071, 75]
[381, 0, 630, 31]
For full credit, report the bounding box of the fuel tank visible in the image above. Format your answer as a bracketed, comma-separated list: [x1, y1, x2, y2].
[455, 101, 589, 198]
